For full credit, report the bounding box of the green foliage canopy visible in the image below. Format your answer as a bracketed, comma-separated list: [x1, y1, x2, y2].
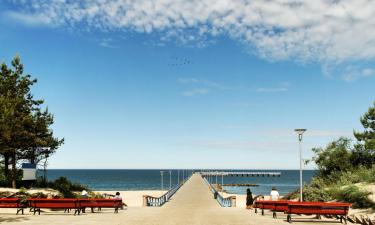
[0, 55, 64, 188]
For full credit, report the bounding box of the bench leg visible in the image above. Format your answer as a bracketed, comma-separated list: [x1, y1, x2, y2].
[287, 214, 292, 223]
[33, 208, 40, 215]
[255, 208, 257, 213]
[340, 215, 347, 224]
[261, 209, 264, 216]
[115, 207, 119, 213]
[16, 208, 22, 215]
[273, 211, 276, 219]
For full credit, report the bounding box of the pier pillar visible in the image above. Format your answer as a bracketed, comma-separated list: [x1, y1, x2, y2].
[142, 195, 149, 207]
[230, 196, 236, 207]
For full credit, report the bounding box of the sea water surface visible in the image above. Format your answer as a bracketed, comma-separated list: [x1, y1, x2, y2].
[41, 169, 315, 196]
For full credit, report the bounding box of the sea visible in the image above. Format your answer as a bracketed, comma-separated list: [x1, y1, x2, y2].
[40, 169, 315, 196]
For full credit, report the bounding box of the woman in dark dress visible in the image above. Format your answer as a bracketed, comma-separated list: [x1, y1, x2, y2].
[246, 188, 254, 209]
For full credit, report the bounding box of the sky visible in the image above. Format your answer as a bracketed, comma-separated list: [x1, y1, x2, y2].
[0, 0, 374, 169]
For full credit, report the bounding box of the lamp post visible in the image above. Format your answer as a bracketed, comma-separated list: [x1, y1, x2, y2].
[178, 170, 180, 184]
[295, 128, 306, 202]
[160, 171, 164, 191]
[169, 170, 172, 189]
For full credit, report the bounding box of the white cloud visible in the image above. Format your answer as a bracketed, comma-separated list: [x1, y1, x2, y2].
[256, 82, 290, 93]
[99, 38, 116, 48]
[256, 87, 288, 93]
[259, 129, 353, 138]
[178, 77, 234, 97]
[187, 139, 295, 152]
[342, 67, 375, 82]
[5, 0, 375, 79]
[3, 11, 52, 27]
[182, 88, 209, 97]
[177, 77, 230, 90]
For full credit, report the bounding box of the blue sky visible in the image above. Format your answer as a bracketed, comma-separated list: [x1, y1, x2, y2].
[1, 0, 374, 169]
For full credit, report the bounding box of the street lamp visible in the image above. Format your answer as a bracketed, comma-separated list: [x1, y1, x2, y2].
[295, 128, 307, 202]
[169, 170, 172, 190]
[177, 170, 180, 184]
[160, 171, 164, 191]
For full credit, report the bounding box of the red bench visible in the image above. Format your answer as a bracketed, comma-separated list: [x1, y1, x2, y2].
[255, 200, 296, 218]
[28, 198, 81, 215]
[285, 202, 352, 224]
[0, 198, 27, 215]
[78, 199, 124, 213]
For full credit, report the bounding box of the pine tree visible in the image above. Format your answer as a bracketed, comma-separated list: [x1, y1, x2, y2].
[0, 56, 63, 188]
[353, 101, 375, 167]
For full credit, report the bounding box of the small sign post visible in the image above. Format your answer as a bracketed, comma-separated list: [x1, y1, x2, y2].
[22, 163, 37, 180]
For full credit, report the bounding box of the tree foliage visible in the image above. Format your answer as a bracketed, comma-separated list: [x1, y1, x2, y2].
[312, 137, 353, 177]
[353, 101, 375, 167]
[306, 101, 375, 208]
[0, 56, 64, 188]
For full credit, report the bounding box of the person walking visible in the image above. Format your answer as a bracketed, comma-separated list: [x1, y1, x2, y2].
[246, 188, 254, 209]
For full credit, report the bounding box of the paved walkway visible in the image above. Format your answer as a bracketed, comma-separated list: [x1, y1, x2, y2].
[131, 173, 339, 225]
[0, 173, 345, 225]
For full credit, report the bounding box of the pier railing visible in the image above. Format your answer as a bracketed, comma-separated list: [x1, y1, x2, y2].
[201, 171, 281, 177]
[143, 175, 191, 207]
[202, 176, 236, 207]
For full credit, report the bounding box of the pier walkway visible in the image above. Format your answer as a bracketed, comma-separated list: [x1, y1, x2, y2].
[127, 173, 337, 225]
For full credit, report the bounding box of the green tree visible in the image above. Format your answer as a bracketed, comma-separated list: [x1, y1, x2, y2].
[0, 55, 63, 188]
[312, 137, 353, 177]
[353, 102, 375, 167]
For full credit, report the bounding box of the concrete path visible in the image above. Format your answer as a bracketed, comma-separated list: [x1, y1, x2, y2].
[0, 173, 346, 225]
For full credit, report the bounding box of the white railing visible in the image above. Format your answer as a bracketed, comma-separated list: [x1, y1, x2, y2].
[202, 175, 236, 207]
[143, 175, 191, 207]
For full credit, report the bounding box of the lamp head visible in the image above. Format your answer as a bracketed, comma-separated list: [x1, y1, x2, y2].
[294, 129, 307, 135]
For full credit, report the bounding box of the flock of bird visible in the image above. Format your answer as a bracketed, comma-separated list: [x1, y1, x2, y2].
[168, 57, 193, 67]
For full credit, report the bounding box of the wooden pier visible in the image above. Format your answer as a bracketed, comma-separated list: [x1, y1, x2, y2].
[200, 171, 281, 177]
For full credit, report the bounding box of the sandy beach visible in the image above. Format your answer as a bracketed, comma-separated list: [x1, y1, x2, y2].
[96, 190, 166, 207]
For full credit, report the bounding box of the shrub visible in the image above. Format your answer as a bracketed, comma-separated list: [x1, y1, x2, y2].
[89, 192, 104, 198]
[303, 186, 332, 202]
[49, 177, 88, 198]
[29, 192, 47, 198]
[18, 187, 27, 194]
[331, 185, 375, 209]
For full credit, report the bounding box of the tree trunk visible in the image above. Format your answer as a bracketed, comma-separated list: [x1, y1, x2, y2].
[43, 158, 48, 183]
[4, 153, 9, 178]
[30, 148, 35, 164]
[11, 151, 17, 189]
